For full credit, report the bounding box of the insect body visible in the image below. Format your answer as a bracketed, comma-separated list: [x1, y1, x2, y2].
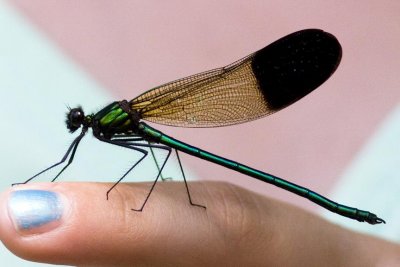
[19, 29, 385, 224]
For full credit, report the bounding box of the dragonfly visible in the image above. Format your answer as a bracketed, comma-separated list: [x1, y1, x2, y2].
[16, 29, 384, 225]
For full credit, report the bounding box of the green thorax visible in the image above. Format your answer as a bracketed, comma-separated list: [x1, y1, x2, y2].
[94, 102, 134, 137]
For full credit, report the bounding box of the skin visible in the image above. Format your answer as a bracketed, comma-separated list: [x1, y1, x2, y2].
[0, 181, 399, 267]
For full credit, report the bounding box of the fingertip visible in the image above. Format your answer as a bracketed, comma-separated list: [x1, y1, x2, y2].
[0, 181, 226, 266]
[0, 183, 73, 263]
[0, 182, 197, 265]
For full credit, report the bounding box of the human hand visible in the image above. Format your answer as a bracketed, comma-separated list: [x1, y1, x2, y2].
[0, 181, 398, 266]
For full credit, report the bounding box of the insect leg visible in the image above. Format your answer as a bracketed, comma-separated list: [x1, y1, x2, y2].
[12, 130, 86, 185]
[131, 143, 205, 210]
[114, 141, 173, 211]
[106, 136, 169, 181]
[99, 136, 201, 212]
[51, 134, 83, 182]
[175, 149, 206, 209]
[97, 137, 148, 200]
[149, 143, 172, 181]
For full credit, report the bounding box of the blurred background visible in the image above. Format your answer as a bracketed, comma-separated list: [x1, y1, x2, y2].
[0, 1, 399, 266]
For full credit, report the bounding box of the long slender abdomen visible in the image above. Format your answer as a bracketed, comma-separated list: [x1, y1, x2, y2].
[139, 122, 384, 225]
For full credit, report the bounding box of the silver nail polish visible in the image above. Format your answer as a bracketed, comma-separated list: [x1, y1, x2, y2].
[8, 190, 63, 230]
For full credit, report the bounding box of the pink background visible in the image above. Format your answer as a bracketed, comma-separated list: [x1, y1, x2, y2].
[8, 1, 400, 212]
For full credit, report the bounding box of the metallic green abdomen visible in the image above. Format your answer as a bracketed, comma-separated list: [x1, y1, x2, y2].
[94, 102, 133, 137]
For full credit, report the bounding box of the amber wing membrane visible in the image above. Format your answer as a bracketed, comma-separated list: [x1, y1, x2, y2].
[130, 54, 270, 127]
[130, 29, 342, 128]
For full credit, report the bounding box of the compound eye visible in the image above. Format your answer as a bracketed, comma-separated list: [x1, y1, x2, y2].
[66, 107, 85, 132]
[70, 109, 84, 125]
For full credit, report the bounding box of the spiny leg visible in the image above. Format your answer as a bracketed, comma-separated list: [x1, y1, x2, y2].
[51, 134, 83, 182]
[107, 151, 148, 200]
[135, 144, 205, 210]
[97, 137, 148, 200]
[99, 136, 200, 211]
[130, 143, 172, 212]
[12, 130, 86, 186]
[149, 143, 172, 181]
[136, 144, 205, 210]
[100, 136, 173, 211]
[97, 136, 171, 209]
[110, 140, 174, 211]
[115, 137, 171, 182]
[175, 149, 206, 209]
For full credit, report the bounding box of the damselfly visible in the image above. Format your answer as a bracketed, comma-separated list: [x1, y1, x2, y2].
[16, 29, 384, 225]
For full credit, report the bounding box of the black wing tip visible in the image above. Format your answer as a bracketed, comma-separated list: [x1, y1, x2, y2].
[273, 28, 343, 69]
[251, 28, 342, 110]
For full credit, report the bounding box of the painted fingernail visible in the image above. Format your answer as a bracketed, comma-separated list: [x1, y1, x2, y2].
[8, 190, 64, 234]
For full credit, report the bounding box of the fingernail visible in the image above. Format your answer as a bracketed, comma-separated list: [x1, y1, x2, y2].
[8, 190, 64, 234]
